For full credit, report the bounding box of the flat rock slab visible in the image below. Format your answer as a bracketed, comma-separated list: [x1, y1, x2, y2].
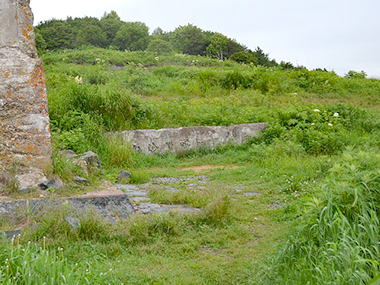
[244, 192, 261, 196]
[0, 194, 135, 223]
[136, 203, 200, 214]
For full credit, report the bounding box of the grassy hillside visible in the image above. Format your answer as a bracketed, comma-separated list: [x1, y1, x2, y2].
[2, 47, 380, 283]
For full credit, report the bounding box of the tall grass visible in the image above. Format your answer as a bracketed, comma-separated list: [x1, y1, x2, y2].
[261, 150, 380, 284]
[0, 235, 104, 284]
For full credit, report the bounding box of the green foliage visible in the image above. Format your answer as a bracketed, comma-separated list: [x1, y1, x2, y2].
[146, 38, 173, 54]
[230, 51, 258, 64]
[170, 24, 211, 55]
[36, 20, 77, 49]
[252, 46, 277, 67]
[345, 70, 367, 79]
[34, 31, 47, 52]
[77, 24, 107, 47]
[113, 22, 149, 51]
[207, 33, 246, 60]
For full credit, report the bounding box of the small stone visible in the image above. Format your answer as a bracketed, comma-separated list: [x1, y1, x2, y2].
[80, 151, 102, 169]
[74, 176, 90, 184]
[65, 216, 80, 230]
[58, 150, 77, 160]
[233, 186, 242, 192]
[116, 170, 132, 183]
[269, 203, 282, 209]
[38, 177, 64, 190]
[72, 151, 102, 175]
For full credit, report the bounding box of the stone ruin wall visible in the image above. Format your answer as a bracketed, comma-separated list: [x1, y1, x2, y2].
[0, 0, 51, 174]
[119, 123, 267, 155]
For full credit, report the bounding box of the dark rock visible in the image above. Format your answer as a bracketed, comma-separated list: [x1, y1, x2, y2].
[74, 176, 90, 185]
[65, 216, 80, 230]
[116, 170, 132, 183]
[2, 230, 21, 239]
[38, 177, 64, 190]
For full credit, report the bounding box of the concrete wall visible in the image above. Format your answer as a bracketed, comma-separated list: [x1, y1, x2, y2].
[0, 0, 51, 171]
[119, 123, 266, 155]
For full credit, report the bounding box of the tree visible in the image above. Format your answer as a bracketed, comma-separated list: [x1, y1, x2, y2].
[253, 47, 277, 67]
[146, 38, 173, 54]
[230, 51, 258, 64]
[36, 20, 76, 49]
[170, 24, 210, 55]
[151, 27, 170, 42]
[345, 70, 367, 79]
[100, 11, 123, 46]
[279, 61, 295, 70]
[77, 24, 107, 47]
[101, 10, 120, 21]
[34, 30, 47, 52]
[113, 22, 150, 51]
[207, 33, 245, 60]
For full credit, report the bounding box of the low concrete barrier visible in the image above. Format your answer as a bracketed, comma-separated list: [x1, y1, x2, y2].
[119, 123, 267, 155]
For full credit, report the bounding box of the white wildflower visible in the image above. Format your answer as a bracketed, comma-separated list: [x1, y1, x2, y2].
[154, 57, 159, 61]
[313, 109, 320, 112]
[75, 76, 83, 84]
[328, 123, 333, 127]
[333, 112, 339, 117]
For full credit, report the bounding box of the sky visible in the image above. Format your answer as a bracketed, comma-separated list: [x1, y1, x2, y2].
[31, 0, 380, 78]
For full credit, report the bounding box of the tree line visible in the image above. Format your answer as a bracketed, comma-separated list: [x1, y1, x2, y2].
[35, 11, 297, 68]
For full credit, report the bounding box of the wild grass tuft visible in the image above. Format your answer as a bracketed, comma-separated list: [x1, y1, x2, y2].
[261, 150, 380, 284]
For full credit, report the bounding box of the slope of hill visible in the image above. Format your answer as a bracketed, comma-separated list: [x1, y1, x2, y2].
[1, 46, 380, 283]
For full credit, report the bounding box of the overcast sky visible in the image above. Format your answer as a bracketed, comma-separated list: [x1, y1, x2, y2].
[31, 0, 380, 78]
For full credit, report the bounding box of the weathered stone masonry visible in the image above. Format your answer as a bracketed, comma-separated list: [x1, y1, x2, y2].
[119, 123, 267, 155]
[0, 0, 51, 173]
